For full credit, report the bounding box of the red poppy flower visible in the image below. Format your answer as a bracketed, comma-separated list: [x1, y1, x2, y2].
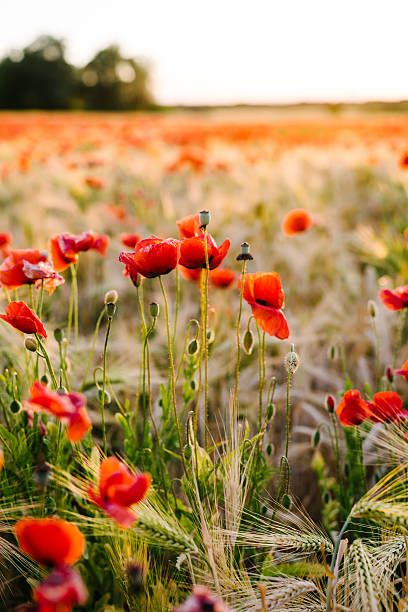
[34, 565, 87, 612]
[118, 251, 140, 286]
[0, 448, 4, 473]
[238, 272, 289, 339]
[24, 382, 91, 442]
[174, 586, 231, 612]
[87, 457, 151, 528]
[179, 265, 201, 282]
[176, 214, 201, 239]
[120, 233, 141, 249]
[400, 151, 408, 169]
[396, 359, 408, 382]
[0, 249, 47, 289]
[179, 234, 230, 270]
[281, 208, 313, 236]
[15, 517, 85, 566]
[0, 232, 11, 258]
[0, 301, 47, 337]
[84, 176, 104, 189]
[209, 268, 236, 288]
[119, 236, 179, 279]
[366, 391, 407, 423]
[22, 260, 65, 295]
[379, 285, 408, 311]
[336, 389, 371, 426]
[49, 231, 110, 272]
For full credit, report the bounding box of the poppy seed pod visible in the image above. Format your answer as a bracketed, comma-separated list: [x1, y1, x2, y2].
[368, 300, 377, 318]
[24, 337, 38, 352]
[149, 302, 159, 318]
[105, 302, 116, 318]
[285, 347, 299, 374]
[199, 209, 210, 227]
[236, 241, 254, 261]
[243, 329, 254, 355]
[104, 289, 118, 305]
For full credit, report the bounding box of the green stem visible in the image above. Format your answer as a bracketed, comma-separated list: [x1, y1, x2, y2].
[80, 309, 105, 391]
[100, 316, 112, 455]
[203, 228, 210, 450]
[71, 264, 79, 347]
[232, 260, 247, 415]
[325, 514, 351, 612]
[172, 266, 180, 354]
[28, 285, 34, 309]
[38, 280, 44, 319]
[285, 371, 291, 459]
[65, 266, 75, 358]
[35, 335, 58, 389]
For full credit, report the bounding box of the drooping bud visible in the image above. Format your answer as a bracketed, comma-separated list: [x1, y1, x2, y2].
[326, 394, 335, 413]
[105, 301, 116, 318]
[41, 374, 49, 385]
[243, 329, 254, 355]
[199, 209, 211, 228]
[313, 430, 320, 447]
[188, 339, 199, 355]
[104, 289, 118, 305]
[236, 241, 254, 261]
[24, 337, 38, 352]
[266, 403, 275, 420]
[282, 493, 292, 509]
[266, 443, 273, 456]
[53, 328, 64, 343]
[328, 345, 337, 361]
[98, 389, 111, 404]
[126, 562, 146, 596]
[10, 399, 21, 413]
[367, 300, 377, 318]
[149, 302, 159, 318]
[386, 366, 394, 383]
[285, 345, 299, 374]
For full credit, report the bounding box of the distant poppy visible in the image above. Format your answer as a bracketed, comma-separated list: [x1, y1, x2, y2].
[0, 302, 47, 338]
[49, 231, 110, 272]
[379, 285, 408, 311]
[366, 391, 407, 423]
[282, 208, 313, 236]
[0, 249, 47, 289]
[176, 214, 201, 239]
[396, 359, 408, 382]
[0, 448, 3, 473]
[15, 517, 85, 567]
[87, 457, 151, 528]
[84, 176, 104, 189]
[24, 382, 91, 442]
[120, 233, 141, 249]
[209, 268, 236, 288]
[238, 272, 289, 339]
[0, 232, 11, 258]
[119, 236, 179, 279]
[179, 234, 230, 270]
[179, 265, 201, 282]
[336, 389, 370, 426]
[174, 586, 231, 612]
[399, 151, 408, 169]
[34, 565, 87, 611]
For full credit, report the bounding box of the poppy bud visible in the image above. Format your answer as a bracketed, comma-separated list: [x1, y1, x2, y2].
[326, 394, 335, 413]
[126, 562, 146, 596]
[313, 430, 320, 446]
[104, 289, 118, 305]
[41, 374, 49, 385]
[45, 495, 56, 513]
[368, 300, 377, 318]
[243, 329, 254, 355]
[386, 366, 394, 383]
[285, 346, 299, 374]
[344, 463, 350, 477]
[329, 345, 337, 361]
[266, 403, 275, 420]
[105, 301, 116, 318]
[266, 443, 273, 456]
[199, 209, 210, 227]
[33, 463, 51, 490]
[149, 302, 159, 318]
[98, 389, 111, 404]
[282, 493, 291, 509]
[53, 328, 64, 343]
[207, 329, 215, 343]
[188, 339, 199, 355]
[10, 399, 21, 413]
[24, 337, 38, 352]
[184, 444, 193, 461]
[323, 491, 330, 504]
[236, 241, 254, 261]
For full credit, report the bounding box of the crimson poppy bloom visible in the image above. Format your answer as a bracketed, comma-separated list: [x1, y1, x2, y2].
[379, 285, 408, 310]
[49, 231, 110, 272]
[174, 586, 231, 612]
[0, 302, 47, 338]
[87, 457, 151, 528]
[209, 268, 236, 288]
[22, 260, 65, 295]
[120, 233, 141, 249]
[34, 565, 87, 612]
[336, 389, 371, 426]
[0, 232, 11, 258]
[400, 151, 408, 169]
[84, 176, 104, 189]
[118, 251, 140, 286]
[119, 236, 179, 278]
[24, 382, 91, 442]
[15, 517, 85, 566]
[396, 359, 408, 382]
[0, 249, 47, 289]
[238, 272, 289, 339]
[176, 214, 201, 239]
[179, 265, 201, 282]
[281, 208, 313, 236]
[366, 391, 407, 423]
[179, 234, 230, 270]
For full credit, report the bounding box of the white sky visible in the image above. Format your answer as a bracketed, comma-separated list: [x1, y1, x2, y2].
[1, 0, 407, 105]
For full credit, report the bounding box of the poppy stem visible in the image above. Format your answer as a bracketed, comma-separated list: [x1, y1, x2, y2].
[172, 266, 180, 354]
[71, 263, 79, 347]
[371, 315, 381, 391]
[325, 513, 352, 612]
[136, 284, 147, 444]
[256, 325, 266, 431]
[80, 308, 105, 391]
[38, 280, 44, 319]
[35, 334, 58, 389]
[28, 284, 34, 310]
[2, 287, 10, 303]
[285, 370, 291, 460]
[65, 267, 75, 358]
[233, 260, 247, 415]
[100, 314, 112, 456]
[203, 227, 210, 450]
[159, 275, 185, 470]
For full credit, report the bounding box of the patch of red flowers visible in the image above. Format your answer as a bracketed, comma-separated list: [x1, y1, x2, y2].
[0, 301, 47, 337]
[179, 234, 230, 270]
[336, 389, 407, 426]
[24, 381, 91, 442]
[281, 208, 313, 236]
[49, 231, 109, 272]
[0, 249, 63, 293]
[239, 272, 289, 339]
[87, 457, 151, 528]
[379, 285, 408, 310]
[119, 236, 180, 278]
[399, 151, 408, 169]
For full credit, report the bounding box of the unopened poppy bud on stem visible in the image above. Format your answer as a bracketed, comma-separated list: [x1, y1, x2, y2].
[285, 345, 299, 374]
[243, 329, 254, 355]
[104, 289, 118, 305]
[199, 209, 210, 228]
[105, 302, 116, 318]
[326, 394, 335, 413]
[25, 337, 38, 352]
[53, 328, 64, 343]
[149, 302, 159, 318]
[236, 241, 253, 261]
[368, 300, 377, 318]
[386, 366, 394, 383]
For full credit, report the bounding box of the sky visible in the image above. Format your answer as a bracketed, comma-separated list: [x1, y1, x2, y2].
[1, 0, 407, 105]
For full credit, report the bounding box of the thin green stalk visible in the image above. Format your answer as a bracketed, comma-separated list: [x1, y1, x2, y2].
[71, 264, 79, 347]
[193, 272, 205, 441]
[135, 284, 147, 440]
[80, 308, 105, 391]
[58, 339, 69, 389]
[232, 260, 247, 413]
[172, 266, 180, 353]
[256, 325, 266, 431]
[285, 370, 291, 459]
[100, 316, 112, 455]
[65, 266, 75, 358]
[28, 284, 34, 309]
[159, 275, 185, 470]
[325, 514, 352, 612]
[371, 316, 381, 390]
[37, 280, 44, 318]
[2, 287, 10, 303]
[203, 227, 210, 449]
[35, 335, 58, 389]
[329, 412, 345, 506]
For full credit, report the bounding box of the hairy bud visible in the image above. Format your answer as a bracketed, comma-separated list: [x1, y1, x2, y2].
[243, 329, 254, 355]
[25, 337, 38, 352]
[285, 346, 299, 374]
[149, 302, 159, 318]
[104, 289, 118, 305]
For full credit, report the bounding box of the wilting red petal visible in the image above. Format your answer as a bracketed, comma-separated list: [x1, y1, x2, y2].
[282, 208, 313, 235]
[336, 389, 370, 427]
[87, 488, 138, 528]
[0, 301, 47, 337]
[0, 249, 48, 289]
[251, 304, 289, 339]
[366, 391, 407, 423]
[396, 359, 408, 382]
[34, 565, 87, 609]
[15, 518, 85, 566]
[49, 236, 77, 272]
[108, 473, 151, 506]
[379, 286, 408, 311]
